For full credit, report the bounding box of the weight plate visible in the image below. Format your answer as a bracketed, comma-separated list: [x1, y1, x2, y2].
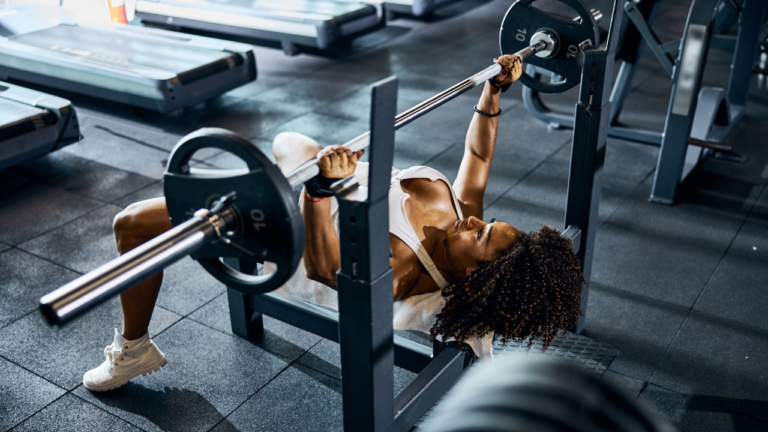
[500, 0, 599, 93]
[164, 128, 304, 294]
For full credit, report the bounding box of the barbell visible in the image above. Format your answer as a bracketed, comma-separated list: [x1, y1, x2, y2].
[40, 0, 603, 327]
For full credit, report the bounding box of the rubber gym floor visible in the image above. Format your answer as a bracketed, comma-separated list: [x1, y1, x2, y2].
[1, 0, 767, 430]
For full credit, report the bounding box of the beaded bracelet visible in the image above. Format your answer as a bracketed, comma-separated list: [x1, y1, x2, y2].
[474, 105, 502, 118]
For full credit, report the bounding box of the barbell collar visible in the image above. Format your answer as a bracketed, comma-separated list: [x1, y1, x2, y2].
[285, 41, 547, 188]
[39, 205, 237, 327]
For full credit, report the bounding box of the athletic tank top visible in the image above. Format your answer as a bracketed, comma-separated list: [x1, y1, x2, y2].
[388, 166, 465, 289]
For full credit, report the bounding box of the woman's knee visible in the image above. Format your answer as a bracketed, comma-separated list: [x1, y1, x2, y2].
[113, 198, 171, 254]
[272, 133, 322, 173]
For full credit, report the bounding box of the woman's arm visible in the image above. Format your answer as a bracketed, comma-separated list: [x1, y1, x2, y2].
[301, 190, 340, 288]
[301, 147, 363, 289]
[453, 55, 522, 218]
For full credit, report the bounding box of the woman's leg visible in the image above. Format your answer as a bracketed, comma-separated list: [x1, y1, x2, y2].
[112, 197, 173, 340]
[272, 132, 322, 175]
[110, 133, 320, 340]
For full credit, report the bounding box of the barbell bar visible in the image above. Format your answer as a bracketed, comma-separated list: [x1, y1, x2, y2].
[287, 8, 602, 187]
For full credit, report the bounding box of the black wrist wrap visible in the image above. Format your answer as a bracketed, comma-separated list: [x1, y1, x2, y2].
[304, 175, 342, 198]
[488, 76, 512, 93]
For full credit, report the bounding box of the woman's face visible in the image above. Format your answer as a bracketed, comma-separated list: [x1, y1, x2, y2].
[445, 216, 520, 275]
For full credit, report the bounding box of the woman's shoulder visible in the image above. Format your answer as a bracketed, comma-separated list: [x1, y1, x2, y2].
[399, 165, 450, 182]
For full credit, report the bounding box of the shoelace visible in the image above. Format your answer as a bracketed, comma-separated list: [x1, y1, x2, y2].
[104, 345, 125, 371]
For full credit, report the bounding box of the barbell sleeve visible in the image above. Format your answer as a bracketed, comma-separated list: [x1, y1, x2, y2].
[285, 40, 548, 188]
[40, 207, 235, 327]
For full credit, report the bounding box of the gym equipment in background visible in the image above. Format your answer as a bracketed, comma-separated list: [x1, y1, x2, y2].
[419, 355, 676, 432]
[135, 0, 385, 56]
[0, 6, 256, 112]
[0, 81, 81, 171]
[40, 0, 624, 429]
[522, 0, 766, 205]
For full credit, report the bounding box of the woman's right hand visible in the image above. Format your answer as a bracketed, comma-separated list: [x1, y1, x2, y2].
[317, 145, 364, 179]
[492, 55, 523, 87]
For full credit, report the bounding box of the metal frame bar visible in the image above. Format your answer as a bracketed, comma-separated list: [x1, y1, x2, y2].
[565, 0, 623, 333]
[624, 0, 675, 77]
[650, 0, 725, 204]
[521, 0, 665, 147]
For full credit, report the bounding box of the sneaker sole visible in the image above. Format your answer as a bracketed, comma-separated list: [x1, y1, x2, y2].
[85, 356, 167, 392]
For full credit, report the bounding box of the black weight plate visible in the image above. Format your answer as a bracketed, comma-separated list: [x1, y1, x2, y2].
[500, 0, 598, 93]
[164, 128, 304, 294]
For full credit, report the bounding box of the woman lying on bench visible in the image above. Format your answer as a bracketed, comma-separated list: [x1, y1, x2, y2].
[83, 55, 586, 392]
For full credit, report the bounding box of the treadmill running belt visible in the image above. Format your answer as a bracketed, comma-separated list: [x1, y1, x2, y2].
[14, 25, 237, 78]
[149, 0, 376, 22]
[0, 100, 57, 142]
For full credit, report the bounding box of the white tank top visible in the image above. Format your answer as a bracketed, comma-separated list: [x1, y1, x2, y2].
[388, 166, 465, 289]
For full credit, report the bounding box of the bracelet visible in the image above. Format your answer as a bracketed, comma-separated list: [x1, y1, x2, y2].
[302, 194, 328, 203]
[474, 105, 502, 118]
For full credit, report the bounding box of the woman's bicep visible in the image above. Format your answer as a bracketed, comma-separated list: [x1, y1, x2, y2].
[452, 149, 491, 218]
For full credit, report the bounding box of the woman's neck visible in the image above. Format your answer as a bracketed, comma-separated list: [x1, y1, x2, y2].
[425, 229, 462, 285]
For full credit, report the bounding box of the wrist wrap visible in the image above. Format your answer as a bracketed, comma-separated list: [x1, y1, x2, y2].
[304, 175, 342, 199]
[488, 76, 512, 93]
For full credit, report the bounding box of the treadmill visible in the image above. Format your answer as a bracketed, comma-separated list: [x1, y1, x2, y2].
[375, 0, 456, 17]
[0, 6, 256, 113]
[135, 0, 384, 55]
[0, 81, 80, 171]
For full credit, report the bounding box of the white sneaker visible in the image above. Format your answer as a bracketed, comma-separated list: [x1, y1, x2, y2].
[83, 329, 167, 392]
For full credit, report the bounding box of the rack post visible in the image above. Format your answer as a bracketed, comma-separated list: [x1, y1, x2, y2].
[335, 77, 399, 432]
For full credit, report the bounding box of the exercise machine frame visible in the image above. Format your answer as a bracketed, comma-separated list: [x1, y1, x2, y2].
[522, 0, 765, 204]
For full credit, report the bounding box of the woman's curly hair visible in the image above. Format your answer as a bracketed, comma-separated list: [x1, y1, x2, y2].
[430, 225, 585, 349]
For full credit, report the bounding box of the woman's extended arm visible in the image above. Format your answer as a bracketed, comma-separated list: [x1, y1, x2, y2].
[301, 147, 362, 289]
[453, 55, 522, 218]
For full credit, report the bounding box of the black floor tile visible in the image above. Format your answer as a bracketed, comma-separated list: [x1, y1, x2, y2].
[18, 205, 122, 274]
[252, 73, 375, 114]
[172, 100, 311, 142]
[112, 181, 164, 208]
[592, 173, 748, 307]
[61, 126, 171, 180]
[581, 283, 688, 382]
[13, 152, 156, 203]
[0, 356, 65, 431]
[296, 338, 418, 396]
[202, 138, 275, 168]
[73, 319, 290, 432]
[0, 182, 102, 246]
[154, 257, 227, 317]
[0, 298, 180, 390]
[257, 112, 369, 146]
[638, 384, 768, 432]
[0, 249, 81, 329]
[13, 393, 142, 432]
[727, 187, 768, 262]
[188, 293, 322, 361]
[694, 254, 768, 331]
[601, 370, 646, 401]
[212, 364, 342, 432]
[591, 223, 724, 307]
[649, 311, 768, 422]
[78, 110, 184, 153]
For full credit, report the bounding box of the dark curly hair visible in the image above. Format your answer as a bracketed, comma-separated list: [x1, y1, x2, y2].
[430, 225, 585, 349]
